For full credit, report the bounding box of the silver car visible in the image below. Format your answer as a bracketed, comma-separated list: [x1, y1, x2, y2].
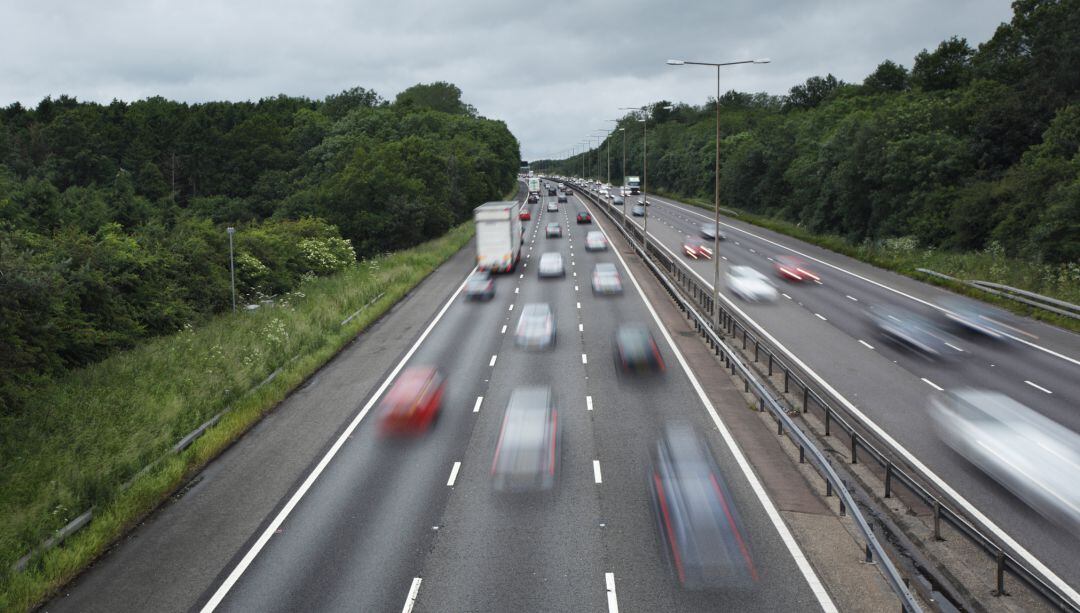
[584, 231, 608, 252]
[514, 303, 555, 349]
[547, 202, 559, 212]
[591, 263, 623, 295]
[492, 387, 560, 492]
[538, 252, 565, 278]
[726, 266, 777, 302]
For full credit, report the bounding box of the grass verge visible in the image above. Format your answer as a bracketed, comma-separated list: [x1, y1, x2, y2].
[652, 189, 1080, 333]
[0, 221, 475, 612]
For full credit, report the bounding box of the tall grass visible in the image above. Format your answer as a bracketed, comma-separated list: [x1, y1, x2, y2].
[655, 190, 1080, 332]
[0, 222, 474, 612]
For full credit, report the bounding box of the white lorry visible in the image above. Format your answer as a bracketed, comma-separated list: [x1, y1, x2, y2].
[626, 176, 641, 195]
[474, 201, 523, 273]
[527, 177, 541, 195]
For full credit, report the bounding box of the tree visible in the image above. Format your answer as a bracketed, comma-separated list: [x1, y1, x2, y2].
[785, 74, 843, 110]
[394, 82, 477, 116]
[863, 60, 909, 93]
[911, 36, 973, 91]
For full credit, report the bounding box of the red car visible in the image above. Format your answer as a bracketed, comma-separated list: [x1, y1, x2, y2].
[773, 255, 820, 282]
[519, 209, 531, 221]
[379, 367, 446, 434]
[577, 211, 592, 224]
[682, 236, 713, 260]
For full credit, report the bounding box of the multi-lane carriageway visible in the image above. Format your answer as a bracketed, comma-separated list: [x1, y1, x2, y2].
[46, 190, 874, 612]
[590, 184, 1080, 604]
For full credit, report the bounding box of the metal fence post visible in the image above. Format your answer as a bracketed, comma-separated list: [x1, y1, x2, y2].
[885, 464, 893, 498]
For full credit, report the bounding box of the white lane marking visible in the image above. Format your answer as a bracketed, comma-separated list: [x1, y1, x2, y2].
[447, 461, 462, 486]
[584, 201, 837, 612]
[577, 302, 581, 309]
[858, 339, 875, 350]
[500, 325, 507, 334]
[200, 268, 477, 612]
[489, 354, 498, 367]
[593, 460, 603, 484]
[586, 395, 593, 411]
[575, 285, 579, 291]
[582, 353, 588, 364]
[922, 378, 944, 391]
[519, 273, 524, 279]
[721, 255, 728, 261]
[814, 313, 827, 321]
[508, 303, 514, 311]
[401, 577, 422, 613]
[652, 197, 1080, 367]
[945, 342, 964, 352]
[473, 396, 484, 413]
[846, 295, 858, 302]
[782, 293, 792, 300]
[514, 287, 519, 294]
[1025, 380, 1053, 394]
[579, 323, 584, 332]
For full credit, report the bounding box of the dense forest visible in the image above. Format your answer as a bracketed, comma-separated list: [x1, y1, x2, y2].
[0, 82, 519, 413]
[544, 0, 1079, 265]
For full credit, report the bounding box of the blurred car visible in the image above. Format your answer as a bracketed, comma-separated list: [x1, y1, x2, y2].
[936, 296, 1014, 340]
[726, 266, 777, 302]
[866, 304, 962, 360]
[492, 386, 560, 492]
[547, 202, 559, 212]
[557, 194, 568, 203]
[632, 204, 646, 217]
[577, 211, 592, 224]
[615, 324, 665, 373]
[700, 223, 726, 241]
[545, 222, 562, 238]
[538, 252, 565, 278]
[612, 196, 625, 206]
[637, 197, 650, 206]
[515, 302, 555, 349]
[547, 186, 557, 196]
[650, 423, 758, 589]
[932, 389, 1080, 537]
[378, 367, 445, 435]
[591, 262, 623, 295]
[773, 255, 820, 283]
[682, 236, 713, 260]
[584, 230, 608, 252]
[527, 193, 538, 203]
[464, 270, 495, 301]
[519, 209, 531, 221]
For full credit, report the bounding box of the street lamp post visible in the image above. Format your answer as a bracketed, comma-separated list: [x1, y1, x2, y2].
[227, 226, 237, 312]
[667, 57, 770, 320]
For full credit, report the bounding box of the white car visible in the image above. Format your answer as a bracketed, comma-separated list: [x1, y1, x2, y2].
[538, 252, 565, 278]
[584, 231, 608, 251]
[591, 263, 623, 295]
[726, 266, 777, 302]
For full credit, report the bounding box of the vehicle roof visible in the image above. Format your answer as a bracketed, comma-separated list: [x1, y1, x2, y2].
[595, 262, 617, 273]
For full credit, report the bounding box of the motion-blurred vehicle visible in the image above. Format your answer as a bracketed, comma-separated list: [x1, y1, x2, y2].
[612, 196, 625, 206]
[527, 193, 538, 204]
[682, 236, 713, 260]
[547, 186, 557, 196]
[547, 202, 559, 212]
[650, 423, 758, 589]
[584, 231, 608, 252]
[514, 302, 555, 349]
[726, 266, 777, 302]
[632, 204, 646, 217]
[773, 255, 820, 283]
[518, 209, 531, 221]
[615, 324, 665, 373]
[538, 252, 565, 278]
[378, 367, 445, 435]
[700, 223, 725, 241]
[932, 389, 1080, 537]
[474, 201, 522, 273]
[492, 386, 560, 492]
[545, 222, 562, 238]
[577, 211, 592, 224]
[866, 304, 962, 359]
[591, 263, 623, 295]
[637, 198, 647, 206]
[936, 296, 1014, 340]
[464, 270, 495, 301]
[557, 194, 568, 203]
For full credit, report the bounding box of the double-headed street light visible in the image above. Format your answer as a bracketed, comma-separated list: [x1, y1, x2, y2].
[667, 57, 770, 321]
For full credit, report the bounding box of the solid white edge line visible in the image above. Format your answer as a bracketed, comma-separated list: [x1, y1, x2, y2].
[1025, 380, 1053, 394]
[613, 196, 1080, 605]
[586, 395, 593, 411]
[401, 577, 422, 613]
[814, 313, 827, 321]
[200, 268, 476, 613]
[649, 196, 1080, 367]
[582, 353, 588, 364]
[846, 295, 858, 302]
[473, 396, 483, 413]
[584, 201, 838, 612]
[593, 460, 602, 484]
[447, 461, 461, 487]
[858, 339, 875, 350]
[605, 572, 619, 613]
[921, 378, 944, 392]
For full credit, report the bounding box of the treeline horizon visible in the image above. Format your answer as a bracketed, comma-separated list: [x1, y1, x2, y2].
[0, 82, 520, 413]
[541, 0, 1079, 266]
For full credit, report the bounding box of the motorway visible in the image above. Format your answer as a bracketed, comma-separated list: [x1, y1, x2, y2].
[586, 184, 1080, 599]
[46, 188, 839, 612]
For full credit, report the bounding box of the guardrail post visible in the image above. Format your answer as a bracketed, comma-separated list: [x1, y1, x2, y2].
[742, 329, 747, 350]
[777, 416, 783, 434]
[799, 445, 805, 464]
[754, 341, 759, 362]
[802, 386, 809, 413]
[825, 406, 831, 436]
[933, 502, 943, 541]
[826, 479, 833, 497]
[783, 369, 790, 393]
[760, 396, 765, 413]
[839, 496, 846, 517]
[995, 551, 1008, 596]
[850, 432, 858, 464]
[744, 377, 749, 393]
[767, 353, 773, 376]
[865, 543, 873, 564]
[884, 464, 893, 498]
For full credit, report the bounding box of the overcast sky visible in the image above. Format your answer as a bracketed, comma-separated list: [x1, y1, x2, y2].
[1, 0, 1014, 161]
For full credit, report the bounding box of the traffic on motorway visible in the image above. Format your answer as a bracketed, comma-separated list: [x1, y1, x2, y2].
[561, 174, 1080, 600]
